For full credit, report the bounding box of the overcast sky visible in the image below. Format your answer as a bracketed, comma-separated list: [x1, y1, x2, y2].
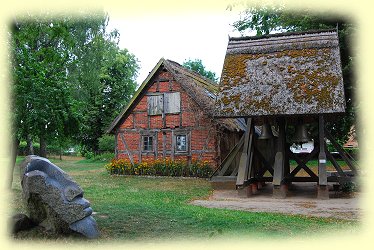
[107, 11, 253, 85]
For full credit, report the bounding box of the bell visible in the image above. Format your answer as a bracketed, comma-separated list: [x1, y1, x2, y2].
[258, 124, 274, 140]
[293, 124, 310, 143]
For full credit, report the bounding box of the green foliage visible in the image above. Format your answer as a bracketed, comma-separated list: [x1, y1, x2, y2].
[11, 16, 79, 150]
[182, 58, 218, 82]
[341, 181, 357, 193]
[91, 152, 115, 162]
[98, 134, 115, 153]
[18, 141, 39, 155]
[233, 5, 283, 36]
[232, 6, 356, 144]
[11, 12, 139, 155]
[83, 151, 94, 159]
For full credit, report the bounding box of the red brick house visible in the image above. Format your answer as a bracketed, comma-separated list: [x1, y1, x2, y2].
[107, 58, 244, 168]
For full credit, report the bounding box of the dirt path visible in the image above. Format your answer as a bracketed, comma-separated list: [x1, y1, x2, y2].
[190, 183, 361, 220]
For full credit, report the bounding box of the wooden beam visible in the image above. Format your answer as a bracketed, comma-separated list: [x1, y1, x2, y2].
[325, 129, 358, 175]
[284, 176, 319, 182]
[197, 128, 214, 161]
[119, 133, 134, 165]
[288, 148, 319, 178]
[254, 146, 274, 176]
[246, 147, 254, 181]
[115, 132, 118, 159]
[171, 130, 175, 161]
[294, 154, 319, 178]
[216, 133, 245, 176]
[273, 118, 285, 186]
[236, 118, 253, 186]
[318, 115, 327, 186]
[162, 132, 166, 158]
[230, 165, 239, 176]
[325, 142, 347, 177]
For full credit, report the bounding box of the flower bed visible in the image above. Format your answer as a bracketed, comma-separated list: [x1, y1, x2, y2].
[105, 158, 214, 178]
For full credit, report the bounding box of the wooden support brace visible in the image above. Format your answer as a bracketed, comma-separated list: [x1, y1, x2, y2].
[325, 142, 347, 177]
[325, 129, 358, 175]
[236, 118, 253, 186]
[288, 148, 319, 179]
[287, 147, 318, 177]
[120, 133, 134, 165]
[115, 132, 118, 159]
[254, 146, 274, 177]
[215, 133, 245, 176]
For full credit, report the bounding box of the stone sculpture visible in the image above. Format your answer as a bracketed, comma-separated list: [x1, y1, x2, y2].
[19, 155, 100, 239]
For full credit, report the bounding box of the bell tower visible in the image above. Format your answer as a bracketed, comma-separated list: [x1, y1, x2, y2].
[212, 30, 358, 199]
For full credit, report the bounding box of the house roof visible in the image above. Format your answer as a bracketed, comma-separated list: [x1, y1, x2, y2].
[215, 29, 346, 118]
[107, 58, 244, 133]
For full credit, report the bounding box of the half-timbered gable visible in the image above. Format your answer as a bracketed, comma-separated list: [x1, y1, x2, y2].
[107, 58, 244, 168]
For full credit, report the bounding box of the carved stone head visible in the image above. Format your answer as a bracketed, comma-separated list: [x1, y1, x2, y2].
[20, 155, 99, 238]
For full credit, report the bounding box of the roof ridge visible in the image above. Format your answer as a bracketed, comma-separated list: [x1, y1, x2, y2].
[164, 59, 218, 93]
[229, 28, 337, 41]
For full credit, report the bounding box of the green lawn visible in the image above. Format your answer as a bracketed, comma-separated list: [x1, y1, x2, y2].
[10, 157, 359, 242]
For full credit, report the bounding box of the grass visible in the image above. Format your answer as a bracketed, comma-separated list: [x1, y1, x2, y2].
[10, 157, 359, 242]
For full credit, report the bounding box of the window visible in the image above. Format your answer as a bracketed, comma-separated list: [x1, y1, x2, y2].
[176, 134, 187, 152]
[164, 92, 180, 114]
[143, 136, 153, 151]
[147, 92, 180, 115]
[147, 95, 163, 115]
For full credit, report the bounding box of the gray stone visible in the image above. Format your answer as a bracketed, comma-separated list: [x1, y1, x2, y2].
[11, 213, 35, 234]
[20, 155, 100, 239]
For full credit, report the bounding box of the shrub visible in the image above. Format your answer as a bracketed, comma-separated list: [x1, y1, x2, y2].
[341, 181, 357, 193]
[84, 151, 95, 159]
[98, 135, 115, 153]
[18, 141, 40, 155]
[105, 157, 214, 178]
[92, 152, 115, 162]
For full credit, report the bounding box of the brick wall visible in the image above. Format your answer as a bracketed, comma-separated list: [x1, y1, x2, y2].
[116, 68, 219, 167]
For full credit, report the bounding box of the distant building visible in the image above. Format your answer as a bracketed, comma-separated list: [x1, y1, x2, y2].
[343, 126, 358, 148]
[107, 59, 244, 167]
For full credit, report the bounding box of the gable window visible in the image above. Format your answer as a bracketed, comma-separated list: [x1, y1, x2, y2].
[176, 135, 187, 152]
[142, 136, 154, 151]
[147, 92, 180, 115]
[164, 92, 180, 114]
[147, 95, 164, 115]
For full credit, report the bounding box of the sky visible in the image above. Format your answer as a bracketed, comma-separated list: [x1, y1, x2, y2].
[106, 10, 252, 85]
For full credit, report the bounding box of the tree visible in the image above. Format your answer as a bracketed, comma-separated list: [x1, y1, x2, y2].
[77, 46, 138, 154]
[100, 48, 139, 127]
[232, 7, 356, 144]
[11, 17, 78, 158]
[11, 13, 139, 161]
[182, 59, 218, 82]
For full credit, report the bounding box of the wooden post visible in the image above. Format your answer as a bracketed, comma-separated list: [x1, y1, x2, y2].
[273, 118, 287, 198]
[236, 118, 253, 188]
[115, 132, 118, 159]
[318, 115, 329, 199]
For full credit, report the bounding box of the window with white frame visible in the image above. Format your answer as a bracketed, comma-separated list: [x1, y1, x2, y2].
[142, 136, 154, 151]
[175, 134, 187, 152]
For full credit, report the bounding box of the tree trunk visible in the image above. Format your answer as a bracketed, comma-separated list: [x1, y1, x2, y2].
[39, 135, 47, 158]
[26, 134, 34, 155]
[10, 138, 20, 189]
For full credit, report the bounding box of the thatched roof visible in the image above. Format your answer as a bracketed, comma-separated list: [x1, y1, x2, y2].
[107, 58, 244, 133]
[215, 29, 346, 118]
